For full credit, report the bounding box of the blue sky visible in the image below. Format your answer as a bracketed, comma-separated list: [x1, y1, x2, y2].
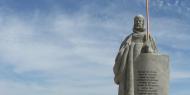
[0, 0, 189, 95]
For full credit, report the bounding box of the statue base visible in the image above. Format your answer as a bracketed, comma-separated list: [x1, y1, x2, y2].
[134, 53, 169, 95]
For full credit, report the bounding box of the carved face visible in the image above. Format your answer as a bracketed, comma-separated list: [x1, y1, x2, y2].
[134, 16, 144, 30]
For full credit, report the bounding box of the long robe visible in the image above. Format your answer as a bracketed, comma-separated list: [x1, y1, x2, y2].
[113, 31, 157, 95]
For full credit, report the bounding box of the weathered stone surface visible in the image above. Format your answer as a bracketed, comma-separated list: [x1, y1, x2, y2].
[134, 53, 169, 95]
[113, 15, 159, 95]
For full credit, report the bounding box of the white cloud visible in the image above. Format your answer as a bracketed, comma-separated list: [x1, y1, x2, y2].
[151, 17, 190, 50]
[0, 9, 119, 95]
[171, 71, 190, 80]
[0, 1, 189, 95]
[135, 0, 190, 17]
[0, 13, 116, 73]
[0, 80, 56, 95]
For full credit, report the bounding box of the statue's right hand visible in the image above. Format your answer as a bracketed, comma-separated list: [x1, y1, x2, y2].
[114, 77, 119, 84]
[143, 40, 153, 53]
[114, 74, 122, 85]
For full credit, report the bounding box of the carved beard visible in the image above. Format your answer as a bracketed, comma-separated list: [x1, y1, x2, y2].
[133, 27, 145, 33]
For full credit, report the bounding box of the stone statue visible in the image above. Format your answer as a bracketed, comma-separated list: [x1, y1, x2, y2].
[113, 15, 158, 95]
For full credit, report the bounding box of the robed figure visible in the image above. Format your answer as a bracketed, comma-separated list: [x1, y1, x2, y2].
[113, 15, 158, 95]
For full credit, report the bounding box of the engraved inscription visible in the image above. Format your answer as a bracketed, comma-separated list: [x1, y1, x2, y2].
[136, 71, 159, 95]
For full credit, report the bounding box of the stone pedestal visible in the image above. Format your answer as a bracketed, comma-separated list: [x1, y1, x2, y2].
[134, 53, 169, 95]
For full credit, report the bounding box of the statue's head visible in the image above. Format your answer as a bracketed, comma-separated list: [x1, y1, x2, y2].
[133, 15, 145, 32]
